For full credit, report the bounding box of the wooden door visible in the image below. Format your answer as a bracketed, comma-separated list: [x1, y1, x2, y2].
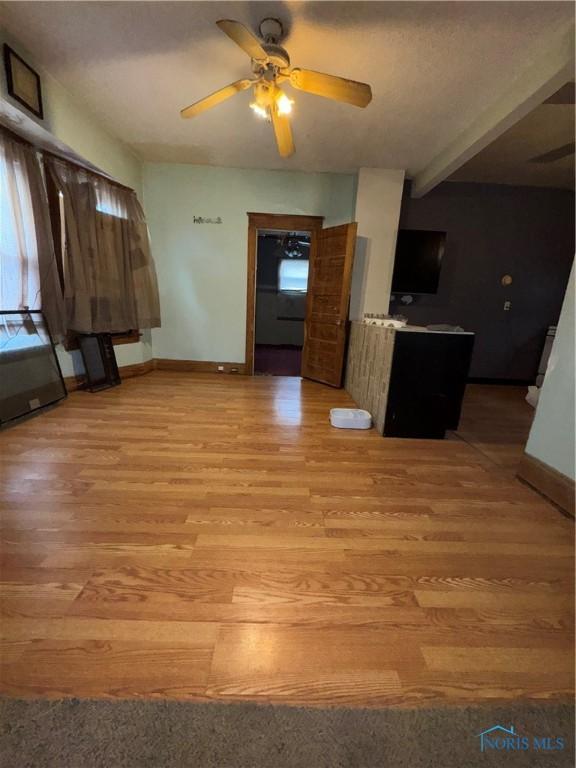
[302, 222, 357, 387]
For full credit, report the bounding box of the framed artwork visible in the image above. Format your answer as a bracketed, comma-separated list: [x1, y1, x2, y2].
[3, 44, 43, 119]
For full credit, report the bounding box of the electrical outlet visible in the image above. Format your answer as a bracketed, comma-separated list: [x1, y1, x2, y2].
[217, 365, 224, 372]
[504, 301, 511, 311]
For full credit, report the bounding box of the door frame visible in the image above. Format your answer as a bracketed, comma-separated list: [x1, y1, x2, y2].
[245, 212, 324, 375]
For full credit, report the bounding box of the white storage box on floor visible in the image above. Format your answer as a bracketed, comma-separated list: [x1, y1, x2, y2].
[330, 408, 372, 429]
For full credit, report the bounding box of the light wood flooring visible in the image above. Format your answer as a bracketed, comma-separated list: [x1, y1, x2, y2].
[0, 373, 573, 706]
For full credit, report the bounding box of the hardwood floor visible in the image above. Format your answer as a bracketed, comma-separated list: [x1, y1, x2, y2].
[0, 372, 573, 706]
[455, 384, 535, 473]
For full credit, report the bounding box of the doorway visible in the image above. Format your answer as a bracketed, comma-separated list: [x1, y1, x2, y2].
[245, 213, 323, 377]
[254, 229, 311, 376]
[245, 212, 358, 386]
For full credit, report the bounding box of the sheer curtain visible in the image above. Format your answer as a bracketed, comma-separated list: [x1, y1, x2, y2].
[47, 158, 161, 333]
[0, 131, 64, 336]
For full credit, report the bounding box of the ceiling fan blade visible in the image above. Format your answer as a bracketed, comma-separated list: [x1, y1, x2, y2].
[271, 94, 295, 158]
[180, 79, 253, 119]
[216, 19, 268, 61]
[529, 141, 575, 164]
[289, 68, 372, 107]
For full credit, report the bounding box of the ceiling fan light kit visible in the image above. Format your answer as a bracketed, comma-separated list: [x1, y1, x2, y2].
[249, 81, 293, 123]
[180, 18, 373, 158]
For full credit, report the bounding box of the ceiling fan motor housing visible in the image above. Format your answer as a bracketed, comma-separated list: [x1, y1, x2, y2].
[261, 42, 290, 69]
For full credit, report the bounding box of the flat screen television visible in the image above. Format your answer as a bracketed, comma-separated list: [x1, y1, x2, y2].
[391, 229, 446, 295]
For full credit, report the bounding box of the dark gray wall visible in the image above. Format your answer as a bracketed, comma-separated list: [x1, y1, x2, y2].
[392, 181, 575, 380]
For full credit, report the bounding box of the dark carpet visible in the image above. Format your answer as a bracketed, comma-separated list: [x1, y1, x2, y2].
[1, 698, 574, 767]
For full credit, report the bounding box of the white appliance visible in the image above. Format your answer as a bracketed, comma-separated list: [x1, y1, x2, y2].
[330, 408, 372, 429]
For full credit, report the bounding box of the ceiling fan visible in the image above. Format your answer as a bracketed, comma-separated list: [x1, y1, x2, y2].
[180, 18, 372, 158]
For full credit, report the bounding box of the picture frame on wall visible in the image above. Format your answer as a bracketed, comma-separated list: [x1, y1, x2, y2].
[3, 44, 43, 119]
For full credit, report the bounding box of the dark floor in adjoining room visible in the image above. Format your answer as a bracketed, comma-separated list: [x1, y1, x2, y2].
[254, 343, 302, 376]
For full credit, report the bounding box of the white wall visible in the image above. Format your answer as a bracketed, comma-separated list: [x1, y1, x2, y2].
[0, 25, 150, 375]
[144, 163, 356, 363]
[350, 168, 405, 319]
[525, 262, 575, 480]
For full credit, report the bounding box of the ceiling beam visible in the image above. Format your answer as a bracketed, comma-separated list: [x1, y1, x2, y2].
[411, 25, 575, 198]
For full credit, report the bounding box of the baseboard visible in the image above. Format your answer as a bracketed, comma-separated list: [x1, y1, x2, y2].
[153, 359, 246, 374]
[64, 358, 248, 390]
[517, 452, 575, 517]
[63, 359, 155, 392]
[121, 360, 156, 379]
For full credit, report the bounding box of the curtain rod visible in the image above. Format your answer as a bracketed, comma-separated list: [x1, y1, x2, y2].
[0, 121, 135, 194]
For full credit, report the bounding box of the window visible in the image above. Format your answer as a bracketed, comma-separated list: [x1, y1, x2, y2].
[0, 145, 40, 312]
[278, 259, 309, 293]
[95, 184, 128, 219]
[0, 312, 46, 351]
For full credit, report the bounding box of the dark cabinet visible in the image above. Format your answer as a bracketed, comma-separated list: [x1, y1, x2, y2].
[384, 330, 474, 439]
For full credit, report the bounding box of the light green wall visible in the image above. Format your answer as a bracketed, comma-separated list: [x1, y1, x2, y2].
[526, 261, 575, 480]
[40, 75, 143, 198]
[144, 163, 357, 362]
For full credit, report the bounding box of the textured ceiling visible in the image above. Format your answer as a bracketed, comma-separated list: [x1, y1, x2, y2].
[450, 84, 575, 189]
[0, 1, 574, 175]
